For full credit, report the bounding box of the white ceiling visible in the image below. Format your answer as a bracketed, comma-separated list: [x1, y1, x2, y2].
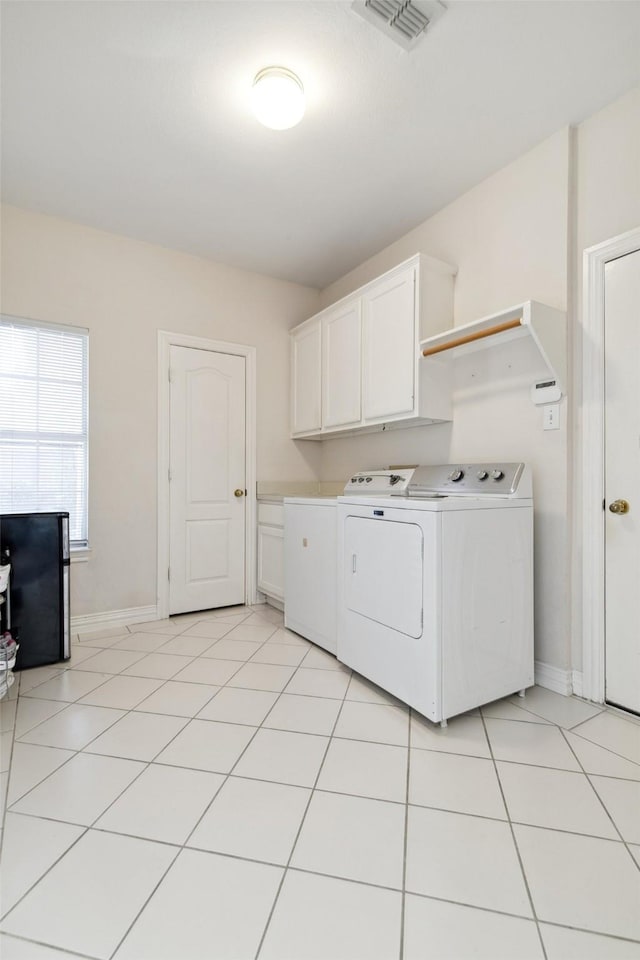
[2, 1, 640, 289]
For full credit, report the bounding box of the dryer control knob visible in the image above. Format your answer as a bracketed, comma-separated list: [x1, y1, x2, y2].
[491, 469, 504, 481]
[448, 469, 464, 482]
[477, 470, 488, 481]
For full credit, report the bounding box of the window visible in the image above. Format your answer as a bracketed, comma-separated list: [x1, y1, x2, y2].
[0, 316, 89, 546]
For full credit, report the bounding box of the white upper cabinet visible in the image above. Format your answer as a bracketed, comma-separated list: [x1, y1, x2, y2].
[362, 264, 415, 421]
[322, 298, 362, 428]
[291, 317, 321, 436]
[290, 253, 456, 439]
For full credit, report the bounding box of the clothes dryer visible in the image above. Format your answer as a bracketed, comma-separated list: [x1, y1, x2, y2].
[337, 463, 534, 724]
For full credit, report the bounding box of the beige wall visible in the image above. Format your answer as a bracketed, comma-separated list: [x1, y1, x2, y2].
[570, 86, 640, 671]
[575, 86, 640, 252]
[2, 84, 637, 667]
[0, 205, 320, 616]
[317, 128, 572, 673]
[315, 87, 640, 679]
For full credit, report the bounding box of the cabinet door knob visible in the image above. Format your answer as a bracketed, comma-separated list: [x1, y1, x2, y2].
[234, 489, 245, 498]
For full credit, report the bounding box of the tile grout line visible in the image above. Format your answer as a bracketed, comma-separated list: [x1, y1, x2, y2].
[101, 609, 281, 960]
[14, 609, 267, 751]
[8, 613, 321, 813]
[1, 701, 184, 925]
[562, 727, 640, 769]
[533, 917, 640, 947]
[8, 689, 638, 844]
[9, 686, 639, 845]
[0, 930, 102, 960]
[5, 819, 639, 951]
[5, 610, 640, 956]
[102, 841, 184, 960]
[8, 784, 637, 851]
[398, 708, 413, 960]
[569, 706, 640, 733]
[105, 614, 347, 960]
[0, 675, 21, 853]
[0, 822, 93, 925]
[1, 608, 268, 930]
[253, 661, 355, 960]
[558, 725, 640, 875]
[479, 711, 549, 960]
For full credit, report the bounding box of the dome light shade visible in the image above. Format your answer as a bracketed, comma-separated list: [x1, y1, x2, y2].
[251, 67, 305, 130]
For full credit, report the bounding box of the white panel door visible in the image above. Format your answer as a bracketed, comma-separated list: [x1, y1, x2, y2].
[362, 265, 416, 421]
[291, 320, 321, 435]
[605, 249, 640, 713]
[322, 299, 362, 428]
[169, 346, 245, 614]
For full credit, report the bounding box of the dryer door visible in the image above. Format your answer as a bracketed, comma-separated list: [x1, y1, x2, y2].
[344, 516, 423, 638]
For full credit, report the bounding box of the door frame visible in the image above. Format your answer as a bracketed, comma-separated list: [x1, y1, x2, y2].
[157, 330, 257, 621]
[581, 226, 640, 702]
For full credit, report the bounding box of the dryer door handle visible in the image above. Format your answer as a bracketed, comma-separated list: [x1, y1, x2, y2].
[352, 554, 357, 574]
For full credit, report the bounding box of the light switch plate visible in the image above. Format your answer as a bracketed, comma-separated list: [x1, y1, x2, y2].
[543, 404, 560, 430]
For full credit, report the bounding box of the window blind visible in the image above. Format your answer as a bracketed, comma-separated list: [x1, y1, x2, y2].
[0, 317, 89, 545]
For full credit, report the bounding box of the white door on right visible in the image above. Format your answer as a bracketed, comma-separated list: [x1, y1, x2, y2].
[604, 248, 640, 713]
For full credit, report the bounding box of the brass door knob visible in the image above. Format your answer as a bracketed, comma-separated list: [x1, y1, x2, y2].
[609, 499, 630, 515]
[234, 489, 245, 498]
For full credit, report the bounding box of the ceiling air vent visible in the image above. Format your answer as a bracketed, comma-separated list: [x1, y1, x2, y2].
[352, 0, 446, 51]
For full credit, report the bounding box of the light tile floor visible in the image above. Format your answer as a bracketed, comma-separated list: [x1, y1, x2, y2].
[0, 604, 639, 960]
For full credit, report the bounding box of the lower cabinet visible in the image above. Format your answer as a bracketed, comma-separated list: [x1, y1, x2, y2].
[257, 503, 284, 603]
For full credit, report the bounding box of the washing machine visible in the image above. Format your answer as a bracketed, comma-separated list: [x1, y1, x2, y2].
[284, 469, 414, 653]
[337, 463, 534, 724]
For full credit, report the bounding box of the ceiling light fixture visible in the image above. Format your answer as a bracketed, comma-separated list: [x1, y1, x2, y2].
[251, 67, 305, 131]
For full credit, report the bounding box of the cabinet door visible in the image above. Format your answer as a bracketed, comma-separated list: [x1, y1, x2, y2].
[322, 299, 362, 428]
[362, 266, 416, 421]
[257, 525, 284, 600]
[291, 320, 321, 435]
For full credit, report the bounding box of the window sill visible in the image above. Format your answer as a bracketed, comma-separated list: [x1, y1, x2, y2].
[70, 548, 92, 564]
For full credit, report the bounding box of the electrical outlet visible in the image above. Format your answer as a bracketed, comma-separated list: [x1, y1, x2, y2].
[543, 404, 560, 430]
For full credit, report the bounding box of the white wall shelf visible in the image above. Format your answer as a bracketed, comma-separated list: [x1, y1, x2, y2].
[420, 300, 566, 396]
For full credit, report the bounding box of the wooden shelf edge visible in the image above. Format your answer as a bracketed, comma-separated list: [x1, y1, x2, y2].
[420, 300, 566, 394]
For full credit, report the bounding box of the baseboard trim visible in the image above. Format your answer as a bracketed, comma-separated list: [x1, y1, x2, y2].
[571, 670, 584, 698]
[71, 604, 158, 631]
[534, 660, 573, 696]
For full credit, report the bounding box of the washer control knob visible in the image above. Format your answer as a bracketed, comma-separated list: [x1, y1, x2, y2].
[491, 469, 504, 481]
[365, 476, 372, 483]
[357, 477, 365, 483]
[477, 470, 488, 481]
[350, 478, 357, 483]
[448, 469, 464, 482]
